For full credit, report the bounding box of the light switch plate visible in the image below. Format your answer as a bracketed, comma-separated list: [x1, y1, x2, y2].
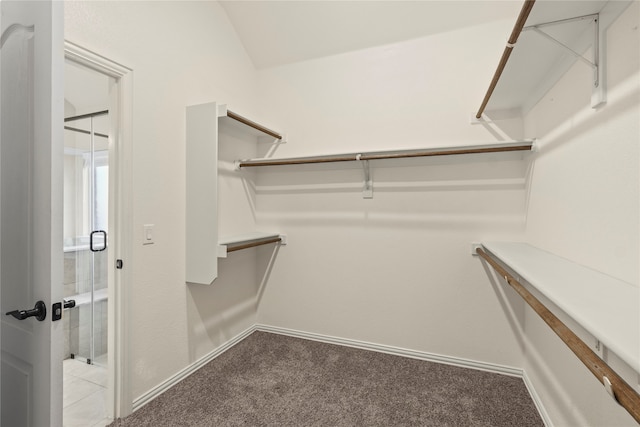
[143, 224, 155, 245]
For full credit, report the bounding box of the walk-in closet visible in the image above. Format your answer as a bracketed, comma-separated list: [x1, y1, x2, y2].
[68, 0, 640, 425]
[0, 0, 636, 425]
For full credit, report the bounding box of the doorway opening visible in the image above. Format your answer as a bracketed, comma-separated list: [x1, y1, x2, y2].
[63, 57, 113, 426]
[63, 40, 134, 423]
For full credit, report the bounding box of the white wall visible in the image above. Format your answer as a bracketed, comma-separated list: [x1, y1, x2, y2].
[65, 2, 639, 425]
[252, 4, 639, 426]
[64, 1, 261, 401]
[253, 19, 530, 370]
[520, 3, 639, 426]
[524, 3, 639, 286]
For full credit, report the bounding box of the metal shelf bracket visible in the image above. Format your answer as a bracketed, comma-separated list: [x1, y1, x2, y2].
[356, 154, 373, 199]
[524, 13, 605, 108]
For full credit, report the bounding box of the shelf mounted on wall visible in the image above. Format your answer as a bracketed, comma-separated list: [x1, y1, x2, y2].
[476, 0, 632, 120]
[186, 101, 287, 285]
[218, 104, 286, 144]
[236, 140, 535, 199]
[475, 242, 640, 423]
[218, 232, 287, 258]
[521, 12, 604, 109]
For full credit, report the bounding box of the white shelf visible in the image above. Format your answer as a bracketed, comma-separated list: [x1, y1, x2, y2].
[482, 1, 632, 117]
[186, 102, 219, 285]
[217, 104, 284, 143]
[187, 101, 287, 285]
[218, 232, 285, 258]
[237, 140, 534, 168]
[482, 242, 639, 373]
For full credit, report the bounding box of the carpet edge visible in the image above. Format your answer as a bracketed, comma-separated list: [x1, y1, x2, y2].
[256, 324, 551, 425]
[256, 323, 522, 377]
[132, 325, 257, 413]
[131, 323, 552, 426]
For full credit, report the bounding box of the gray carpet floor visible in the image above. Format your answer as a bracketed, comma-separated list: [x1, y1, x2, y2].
[110, 331, 543, 426]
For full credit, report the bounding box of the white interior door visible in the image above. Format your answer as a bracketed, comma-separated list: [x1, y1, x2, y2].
[1, 2, 64, 426]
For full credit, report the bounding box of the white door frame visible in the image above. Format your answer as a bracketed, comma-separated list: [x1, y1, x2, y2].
[64, 40, 133, 418]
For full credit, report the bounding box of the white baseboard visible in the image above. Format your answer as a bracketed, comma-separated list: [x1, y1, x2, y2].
[522, 370, 554, 427]
[256, 324, 523, 377]
[132, 325, 257, 412]
[132, 322, 550, 426]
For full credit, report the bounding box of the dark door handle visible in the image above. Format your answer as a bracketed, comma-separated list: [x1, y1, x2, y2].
[63, 299, 76, 309]
[90, 230, 107, 252]
[6, 300, 47, 321]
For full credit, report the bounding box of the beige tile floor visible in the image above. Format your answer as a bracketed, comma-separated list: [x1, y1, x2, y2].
[63, 358, 112, 427]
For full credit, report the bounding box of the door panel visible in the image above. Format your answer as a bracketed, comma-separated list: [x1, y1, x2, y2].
[1, 1, 64, 426]
[1, 19, 39, 427]
[1, 336, 30, 426]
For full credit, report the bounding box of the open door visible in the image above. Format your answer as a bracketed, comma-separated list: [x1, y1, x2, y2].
[1, 1, 64, 426]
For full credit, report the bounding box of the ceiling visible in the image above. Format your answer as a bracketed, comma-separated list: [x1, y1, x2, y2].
[63, 1, 524, 111]
[219, 0, 523, 69]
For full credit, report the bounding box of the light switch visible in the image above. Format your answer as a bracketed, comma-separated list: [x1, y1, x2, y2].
[143, 224, 154, 245]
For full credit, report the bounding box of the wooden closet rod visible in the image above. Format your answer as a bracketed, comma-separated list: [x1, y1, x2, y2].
[238, 142, 533, 168]
[227, 110, 283, 140]
[476, 247, 640, 424]
[226, 237, 282, 253]
[475, 0, 536, 119]
[362, 144, 531, 161]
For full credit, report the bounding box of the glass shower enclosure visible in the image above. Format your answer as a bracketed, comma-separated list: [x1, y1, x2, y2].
[63, 111, 109, 365]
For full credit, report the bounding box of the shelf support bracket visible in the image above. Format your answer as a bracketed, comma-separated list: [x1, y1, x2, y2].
[524, 13, 604, 108]
[356, 155, 373, 199]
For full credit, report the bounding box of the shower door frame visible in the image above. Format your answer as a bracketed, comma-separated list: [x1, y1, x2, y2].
[64, 109, 110, 365]
[64, 41, 134, 419]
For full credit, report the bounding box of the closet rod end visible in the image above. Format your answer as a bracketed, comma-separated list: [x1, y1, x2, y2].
[471, 242, 483, 256]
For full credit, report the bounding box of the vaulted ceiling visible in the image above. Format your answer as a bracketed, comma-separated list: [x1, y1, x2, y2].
[219, 1, 522, 69]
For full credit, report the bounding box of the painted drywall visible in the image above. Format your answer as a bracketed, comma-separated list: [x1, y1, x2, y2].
[524, 3, 639, 287]
[64, 2, 639, 425]
[252, 19, 531, 370]
[251, 5, 639, 425]
[520, 2, 639, 426]
[64, 1, 262, 401]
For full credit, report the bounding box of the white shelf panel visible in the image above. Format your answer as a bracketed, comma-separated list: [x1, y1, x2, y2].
[484, 0, 632, 116]
[482, 242, 639, 373]
[217, 104, 284, 142]
[218, 232, 284, 258]
[238, 140, 534, 168]
[186, 102, 219, 285]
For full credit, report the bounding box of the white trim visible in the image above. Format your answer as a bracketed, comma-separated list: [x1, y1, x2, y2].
[64, 40, 131, 79]
[522, 370, 554, 427]
[256, 324, 523, 378]
[132, 325, 257, 412]
[64, 41, 134, 419]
